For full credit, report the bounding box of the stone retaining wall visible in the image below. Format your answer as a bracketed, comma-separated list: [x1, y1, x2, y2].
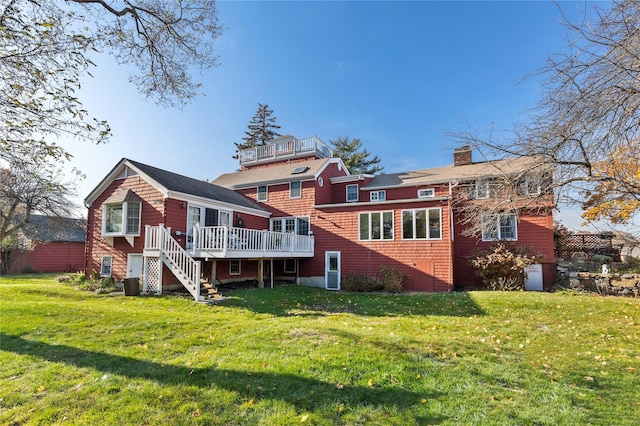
[565, 272, 639, 297]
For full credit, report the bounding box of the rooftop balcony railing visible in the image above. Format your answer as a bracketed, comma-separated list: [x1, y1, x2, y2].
[238, 135, 333, 165]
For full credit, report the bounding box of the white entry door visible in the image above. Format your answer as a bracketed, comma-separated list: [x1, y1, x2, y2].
[127, 254, 143, 278]
[524, 264, 543, 291]
[325, 251, 341, 290]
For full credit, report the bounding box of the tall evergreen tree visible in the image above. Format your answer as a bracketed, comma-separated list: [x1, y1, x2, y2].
[330, 136, 384, 175]
[233, 103, 281, 159]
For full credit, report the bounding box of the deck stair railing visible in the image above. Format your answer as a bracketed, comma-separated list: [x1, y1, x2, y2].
[145, 224, 201, 301]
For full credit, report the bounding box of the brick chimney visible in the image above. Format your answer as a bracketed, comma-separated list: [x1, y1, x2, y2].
[453, 146, 472, 166]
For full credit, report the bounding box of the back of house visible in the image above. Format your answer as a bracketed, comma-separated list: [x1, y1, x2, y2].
[84, 136, 556, 300]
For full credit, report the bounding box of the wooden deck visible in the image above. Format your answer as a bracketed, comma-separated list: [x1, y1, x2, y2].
[144, 225, 314, 259]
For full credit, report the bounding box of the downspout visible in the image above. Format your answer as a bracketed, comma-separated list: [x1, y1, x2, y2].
[83, 203, 90, 277]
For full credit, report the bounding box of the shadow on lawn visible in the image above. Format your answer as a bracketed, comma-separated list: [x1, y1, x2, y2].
[222, 286, 485, 318]
[1, 332, 446, 423]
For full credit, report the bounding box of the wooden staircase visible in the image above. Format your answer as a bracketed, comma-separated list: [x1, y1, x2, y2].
[199, 278, 222, 301]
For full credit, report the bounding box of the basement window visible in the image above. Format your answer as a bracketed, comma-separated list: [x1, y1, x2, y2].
[230, 260, 241, 275]
[100, 256, 112, 277]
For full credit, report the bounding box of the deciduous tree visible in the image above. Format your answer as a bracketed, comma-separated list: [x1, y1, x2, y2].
[1, 0, 221, 243]
[0, 160, 77, 272]
[451, 0, 640, 228]
[1, 0, 221, 166]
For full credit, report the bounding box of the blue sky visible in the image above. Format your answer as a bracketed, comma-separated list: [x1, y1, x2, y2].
[62, 1, 595, 230]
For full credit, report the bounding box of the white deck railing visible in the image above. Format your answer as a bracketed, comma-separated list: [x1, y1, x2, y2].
[238, 135, 332, 165]
[192, 225, 314, 256]
[146, 225, 314, 258]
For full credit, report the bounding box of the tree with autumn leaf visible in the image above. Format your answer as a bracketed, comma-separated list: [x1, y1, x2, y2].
[582, 145, 640, 224]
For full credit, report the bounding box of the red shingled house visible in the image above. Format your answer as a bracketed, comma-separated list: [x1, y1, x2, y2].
[84, 135, 555, 300]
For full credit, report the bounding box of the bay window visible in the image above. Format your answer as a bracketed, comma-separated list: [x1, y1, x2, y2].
[103, 201, 141, 236]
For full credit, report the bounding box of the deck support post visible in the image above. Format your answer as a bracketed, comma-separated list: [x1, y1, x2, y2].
[270, 258, 274, 289]
[257, 259, 264, 288]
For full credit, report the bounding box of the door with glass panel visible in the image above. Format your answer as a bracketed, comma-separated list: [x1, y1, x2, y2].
[325, 251, 340, 290]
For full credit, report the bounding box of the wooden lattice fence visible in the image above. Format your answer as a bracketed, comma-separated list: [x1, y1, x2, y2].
[555, 233, 621, 262]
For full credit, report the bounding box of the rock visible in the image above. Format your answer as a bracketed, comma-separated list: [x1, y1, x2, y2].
[620, 288, 633, 297]
[569, 278, 583, 289]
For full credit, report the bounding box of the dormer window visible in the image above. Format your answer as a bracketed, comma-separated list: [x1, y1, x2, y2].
[517, 175, 542, 196]
[370, 190, 386, 202]
[346, 184, 359, 202]
[257, 185, 268, 202]
[418, 188, 435, 198]
[290, 181, 301, 198]
[475, 179, 490, 199]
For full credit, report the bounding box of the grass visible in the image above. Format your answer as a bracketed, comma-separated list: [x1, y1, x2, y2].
[1, 274, 639, 425]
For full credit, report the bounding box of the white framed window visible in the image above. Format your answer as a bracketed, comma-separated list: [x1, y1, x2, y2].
[402, 208, 442, 240]
[100, 255, 113, 277]
[346, 184, 358, 202]
[475, 180, 490, 199]
[370, 190, 386, 202]
[102, 201, 141, 236]
[290, 181, 301, 199]
[482, 214, 518, 241]
[418, 188, 435, 198]
[229, 260, 241, 275]
[517, 175, 542, 196]
[359, 211, 394, 241]
[219, 211, 231, 227]
[317, 177, 324, 187]
[284, 259, 297, 273]
[257, 185, 268, 202]
[270, 216, 310, 235]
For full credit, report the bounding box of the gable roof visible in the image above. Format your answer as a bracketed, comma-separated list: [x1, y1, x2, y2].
[212, 157, 346, 189]
[364, 156, 543, 190]
[85, 159, 268, 215]
[22, 215, 86, 243]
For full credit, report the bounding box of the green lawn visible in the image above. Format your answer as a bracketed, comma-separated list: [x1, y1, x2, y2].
[1, 275, 638, 425]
